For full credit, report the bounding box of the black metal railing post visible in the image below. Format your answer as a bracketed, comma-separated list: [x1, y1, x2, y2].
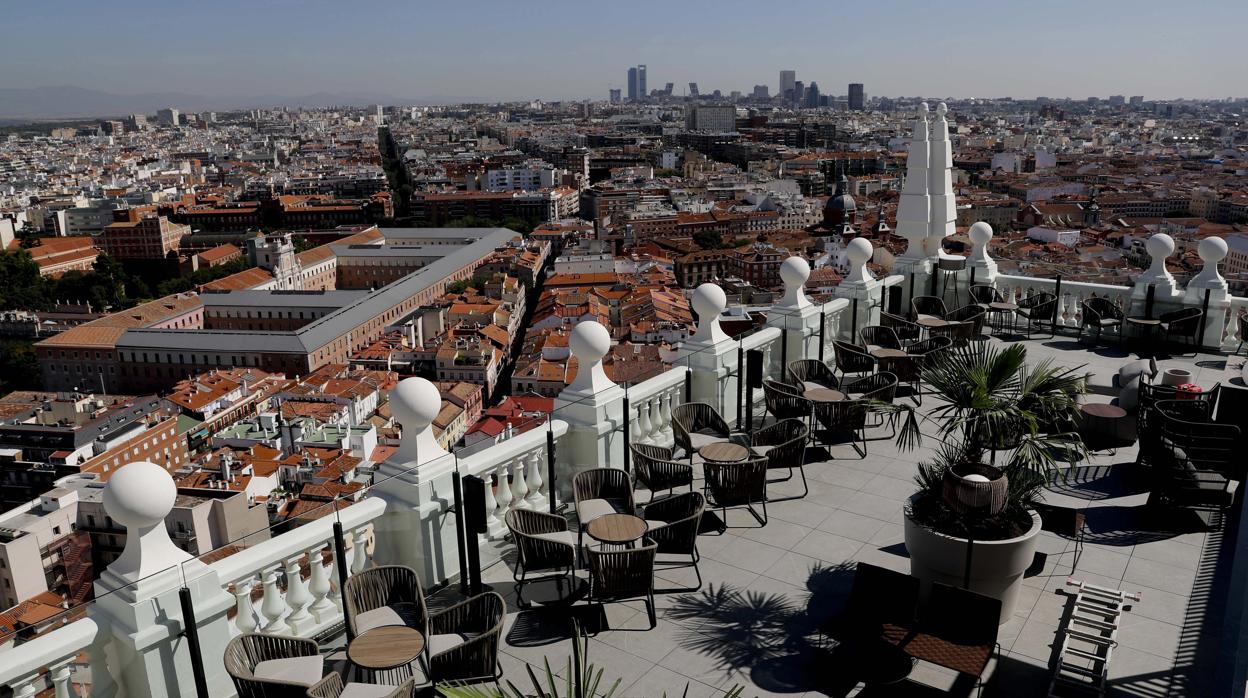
[450, 473, 469, 594]
[1145, 283, 1156, 319]
[735, 345, 744, 430]
[850, 298, 859, 343]
[1053, 274, 1063, 334]
[908, 272, 915, 309]
[684, 368, 693, 403]
[461, 475, 487, 596]
[780, 324, 789, 370]
[178, 586, 211, 698]
[1200, 288, 1211, 350]
[332, 521, 354, 643]
[818, 310, 827, 362]
[546, 429, 558, 515]
[621, 394, 631, 473]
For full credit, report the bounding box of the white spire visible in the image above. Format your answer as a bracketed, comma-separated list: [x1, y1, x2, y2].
[896, 103, 931, 261]
[925, 102, 956, 257]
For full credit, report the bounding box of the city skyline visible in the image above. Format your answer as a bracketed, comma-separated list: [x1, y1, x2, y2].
[2, 0, 1245, 113]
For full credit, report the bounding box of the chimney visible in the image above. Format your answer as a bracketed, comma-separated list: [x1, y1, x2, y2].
[220, 452, 233, 482]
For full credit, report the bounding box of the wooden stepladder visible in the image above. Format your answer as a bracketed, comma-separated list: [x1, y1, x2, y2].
[1047, 578, 1142, 697]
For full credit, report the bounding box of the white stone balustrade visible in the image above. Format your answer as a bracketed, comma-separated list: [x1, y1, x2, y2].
[0, 618, 99, 698]
[211, 496, 385, 639]
[627, 367, 686, 449]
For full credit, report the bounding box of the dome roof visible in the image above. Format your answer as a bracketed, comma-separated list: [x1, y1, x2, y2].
[822, 175, 857, 230]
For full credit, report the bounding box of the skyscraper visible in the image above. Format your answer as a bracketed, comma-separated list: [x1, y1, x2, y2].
[688, 82, 700, 97]
[806, 81, 821, 108]
[792, 81, 804, 105]
[751, 85, 770, 100]
[627, 67, 639, 102]
[780, 70, 796, 102]
[609, 89, 621, 103]
[848, 83, 865, 111]
[637, 65, 647, 99]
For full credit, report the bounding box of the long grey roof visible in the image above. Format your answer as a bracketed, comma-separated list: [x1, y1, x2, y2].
[329, 244, 449, 259]
[118, 228, 517, 356]
[200, 290, 369, 308]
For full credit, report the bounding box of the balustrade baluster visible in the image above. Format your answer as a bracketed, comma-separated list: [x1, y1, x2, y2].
[634, 397, 652, 444]
[481, 468, 499, 527]
[232, 575, 260, 634]
[283, 553, 315, 635]
[647, 395, 662, 442]
[510, 457, 530, 509]
[307, 544, 337, 623]
[259, 565, 290, 634]
[50, 663, 72, 698]
[496, 461, 513, 510]
[525, 448, 546, 509]
[10, 677, 36, 698]
[659, 390, 674, 445]
[350, 527, 370, 575]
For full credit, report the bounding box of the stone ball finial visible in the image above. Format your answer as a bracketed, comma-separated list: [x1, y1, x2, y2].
[920, 102, 929, 113]
[936, 102, 948, 116]
[779, 256, 811, 289]
[570, 320, 611, 365]
[104, 461, 176, 529]
[1199, 236, 1227, 264]
[1146, 233, 1175, 260]
[390, 377, 441, 432]
[969, 221, 994, 246]
[847, 237, 873, 266]
[691, 283, 727, 319]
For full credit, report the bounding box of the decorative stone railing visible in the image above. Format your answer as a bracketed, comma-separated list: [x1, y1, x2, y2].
[210, 496, 386, 639]
[626, 366, 687, 450]
[994, 275, 1133, 330]
[452, 420, 565, 539]
[1221, 296, 1248, 353]
[0, 617, 103, 698]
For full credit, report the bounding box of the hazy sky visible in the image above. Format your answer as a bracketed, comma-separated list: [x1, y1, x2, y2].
[4, 0, 1245, 101]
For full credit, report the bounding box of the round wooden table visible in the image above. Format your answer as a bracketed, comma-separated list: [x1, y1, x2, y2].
[348, 625, 425, 683]
[585, 513, 648, 546]
[1126, 317, 1162, 355]
[1079, 403, 1130, 452]
[804, 387, 846, 403]
[698, 441, 749, 463]
[916, 317, 949, 329]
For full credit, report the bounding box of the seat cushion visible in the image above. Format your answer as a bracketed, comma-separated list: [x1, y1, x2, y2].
[252, 655, 324, 686]
[686, 431, 723, 451]
[750, 444, 775, 457]
[341, 682, 402, 698]
[427, 632, 468, 656]
[354, 602, 423, 634]
[577, 498, 616, 523]
[532, 530, 576, 547]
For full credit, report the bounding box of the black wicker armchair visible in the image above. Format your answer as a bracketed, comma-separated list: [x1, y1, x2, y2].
[814, 399, 870, 457]
[859, 325, 902, 353]
[343, 565, 430, 644]
[878, 336, 951, 405]
[630, 443, 694, 502]
[845, 371, 899, 437]
[763, 379, 812, 424]
[750, 417, 811, 499]
[305, 674, 417, 698]
[831, 340, 876, 383]
[946, 304, 987, 338]
[881, 311, 923, 347]
[1159, 307, 1204, 351]
[672, 402, 743, 461]
[703, 456, 770, 527]
[573, 468, 636, 549]
[911, 295, 948, 323]
[1016, 292, 1057, 338]
[427, 592, 506, 684]
[586, 538, 659, 628]
[1080, 297, 1124, 344]
[225, 633, 324, 698]
[505, 508, 577, 599]
[642, 491, 705, 591]
[787, 358, 840, 391]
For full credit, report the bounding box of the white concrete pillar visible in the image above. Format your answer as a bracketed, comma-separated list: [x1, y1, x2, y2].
[967, 221, 999, 286]
[91, 462, 235, 698]
[1131, 233, 1184, 316]
[769, 257, 823, 369]
[681, 283, 740, 423]
[1185, 236, 1230, 348]
[555, 321, 627, 488]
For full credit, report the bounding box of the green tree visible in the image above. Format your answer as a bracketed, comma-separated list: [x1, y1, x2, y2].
[0, 250, 49, 310]
[693, 230, 724, 250]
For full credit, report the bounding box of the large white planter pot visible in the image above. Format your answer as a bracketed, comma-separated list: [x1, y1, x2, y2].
[903, 496, 1042, 624]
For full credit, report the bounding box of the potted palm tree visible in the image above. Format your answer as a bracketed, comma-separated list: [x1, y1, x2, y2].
[900, 343, 1087, 622]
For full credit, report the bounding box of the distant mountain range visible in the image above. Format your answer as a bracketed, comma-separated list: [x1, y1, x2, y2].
[0, 86, 481, 120]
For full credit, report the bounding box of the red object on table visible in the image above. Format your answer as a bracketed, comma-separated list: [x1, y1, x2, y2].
[1176, 383, 1203, 400]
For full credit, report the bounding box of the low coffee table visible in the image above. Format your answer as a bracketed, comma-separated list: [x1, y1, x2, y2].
[348, 625, 425, 683]
[1079, 403, 1131, 453]
[1126, 316, 1162, 354]
[698, 441, 749, 464]
[585, 513, 648, 547]
[804, 387, 846, 403]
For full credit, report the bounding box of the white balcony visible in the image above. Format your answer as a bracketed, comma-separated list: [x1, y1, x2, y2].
[3, 231, 1248, 697]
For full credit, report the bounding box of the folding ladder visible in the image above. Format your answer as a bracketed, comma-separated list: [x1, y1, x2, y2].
[1047, 578, 1142, 697]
